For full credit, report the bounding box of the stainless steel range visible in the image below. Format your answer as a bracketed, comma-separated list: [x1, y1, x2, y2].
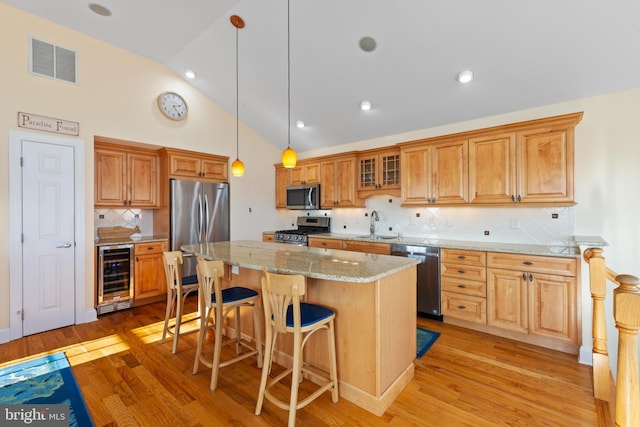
[274, 216, 331, 245]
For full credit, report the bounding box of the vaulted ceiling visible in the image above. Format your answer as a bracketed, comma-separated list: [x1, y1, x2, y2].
[6, 0, 640, 153]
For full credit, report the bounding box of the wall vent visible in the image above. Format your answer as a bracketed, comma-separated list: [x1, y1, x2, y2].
[29, 37, 78, 84]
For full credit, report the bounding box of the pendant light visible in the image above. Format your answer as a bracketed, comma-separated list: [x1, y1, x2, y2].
[281, 0, 297, 168]
[230, 15, 245, 177]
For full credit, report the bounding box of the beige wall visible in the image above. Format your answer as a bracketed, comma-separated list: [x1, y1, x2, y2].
[2, 4, 639, 346]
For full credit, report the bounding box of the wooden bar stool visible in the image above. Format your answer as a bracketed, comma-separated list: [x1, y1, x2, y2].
[161, 251, 200, 354]
[192, 258, 263, 391]
[255, 269, 338, 427]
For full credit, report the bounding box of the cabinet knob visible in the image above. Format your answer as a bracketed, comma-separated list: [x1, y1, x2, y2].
[522, 273, 527, 280]
[511, 195, 516, 202]
[529, 273, 534, 282]
[457, 255, 466, 259]
[523, 261, 533, 265]
[457, 305, 466, 310]
[457, 284, 466, 289]
[517, 195, 522, 202]
[458, 269, 466, 274]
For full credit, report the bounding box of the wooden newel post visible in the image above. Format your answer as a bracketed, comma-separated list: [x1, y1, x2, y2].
[584, 247, 611, 400]
[613, 274, 640, 427]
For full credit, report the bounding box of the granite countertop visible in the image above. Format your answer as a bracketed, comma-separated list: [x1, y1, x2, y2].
[181, 240, 420, 283]
[94, 235, 168, 246]
[305, 233, 585, 258]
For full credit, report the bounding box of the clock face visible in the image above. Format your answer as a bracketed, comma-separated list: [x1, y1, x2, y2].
[157, 91, 188, 121]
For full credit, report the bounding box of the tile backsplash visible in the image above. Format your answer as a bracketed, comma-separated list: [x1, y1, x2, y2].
[94, 209, 154, 238]
[277, 195, 575, 246]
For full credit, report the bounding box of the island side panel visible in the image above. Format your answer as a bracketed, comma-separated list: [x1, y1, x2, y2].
[377, 266, 417, 393]
[306, 277, 377, 394]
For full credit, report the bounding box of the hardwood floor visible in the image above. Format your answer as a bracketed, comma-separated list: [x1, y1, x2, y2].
[0, 298, 600, 426]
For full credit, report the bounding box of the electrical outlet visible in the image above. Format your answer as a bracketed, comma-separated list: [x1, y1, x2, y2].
[231, 265, 239, 275]
[552, 213, 559, 219]
[484, 230, 490, 236]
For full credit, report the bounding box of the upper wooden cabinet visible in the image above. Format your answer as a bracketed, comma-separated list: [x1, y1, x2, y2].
[320, 154, 365, 208]
[469, 115, 577, 205]
[357, 148, 401, 197]
[275, 165, 290, 209]
[289, 161, 320, 185]
[400, 138, 469, 206]
[163, 148, 228, 182]
[95, 143, 159, 208]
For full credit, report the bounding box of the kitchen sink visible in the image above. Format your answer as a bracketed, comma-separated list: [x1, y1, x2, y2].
[356, 235, 397, 240]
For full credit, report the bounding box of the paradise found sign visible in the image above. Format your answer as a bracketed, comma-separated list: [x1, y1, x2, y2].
[17, 112, 79, 136]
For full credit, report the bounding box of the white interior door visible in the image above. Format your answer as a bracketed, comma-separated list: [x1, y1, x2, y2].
[21, 140, 76, 335]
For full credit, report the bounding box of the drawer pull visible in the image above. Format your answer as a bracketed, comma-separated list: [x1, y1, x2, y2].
[458, 269, 466, 274]
[457, 305, 466, 310]
[147, 246, 154, 250]
[457, 255, 466, 259]
[457, 285, 466, 289]
[529, 273, 534, 282]
[522, 273, 527, 280]
[523, 261, 533, 265]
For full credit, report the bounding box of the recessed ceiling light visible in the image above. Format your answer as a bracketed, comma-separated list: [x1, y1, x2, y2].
[296, 120, 305, 128]
[456, 70, 474, 83]
[359, 37, 377, 52]
[88, 3, 112, 16]
[185, 69, 196, 79]
[360, 100, 372, 111]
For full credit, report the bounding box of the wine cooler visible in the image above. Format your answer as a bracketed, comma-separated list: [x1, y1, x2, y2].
[97, 244, 134, 315]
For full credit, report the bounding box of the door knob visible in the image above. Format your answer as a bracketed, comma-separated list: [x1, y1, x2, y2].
[56, 242, 72, 248]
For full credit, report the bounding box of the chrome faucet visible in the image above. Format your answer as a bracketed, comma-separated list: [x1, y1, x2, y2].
[370, 210, 379, 236]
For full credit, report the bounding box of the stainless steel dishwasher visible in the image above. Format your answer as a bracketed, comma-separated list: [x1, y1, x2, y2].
[391, 244, 442, 320]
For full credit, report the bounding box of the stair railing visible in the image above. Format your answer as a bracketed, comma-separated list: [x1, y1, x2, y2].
[583, 247, 639, 427]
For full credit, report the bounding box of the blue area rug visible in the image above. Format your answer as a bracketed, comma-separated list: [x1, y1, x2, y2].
[0, 352, 93, 426]
[417, 327, 440, 358]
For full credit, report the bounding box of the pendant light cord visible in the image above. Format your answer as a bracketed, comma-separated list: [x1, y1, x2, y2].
[287, 0, 291, 149]
[236, 24, 240, 159]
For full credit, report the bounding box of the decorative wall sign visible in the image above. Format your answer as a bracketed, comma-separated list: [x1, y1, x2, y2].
[17, 112, 79, 136]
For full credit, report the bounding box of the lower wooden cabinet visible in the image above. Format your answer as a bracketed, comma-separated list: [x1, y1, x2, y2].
[486, 252, 579, 344]
[134, 241, 168, 301]
[441, 249, 487, 324]
[307, 237, 391, 255]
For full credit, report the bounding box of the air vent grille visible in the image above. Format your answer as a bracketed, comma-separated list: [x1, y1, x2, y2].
[29, 38, 77, 84]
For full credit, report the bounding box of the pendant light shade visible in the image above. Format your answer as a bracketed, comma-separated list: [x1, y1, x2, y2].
[281, 0, 297, 168]
[282, 146, 297, 168]
[231, 15, 245, 177]
[231, 158, 245, 176]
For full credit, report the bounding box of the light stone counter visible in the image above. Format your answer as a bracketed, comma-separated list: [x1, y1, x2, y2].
[312, 233, 582, 258]
[181, 240, 419, 283]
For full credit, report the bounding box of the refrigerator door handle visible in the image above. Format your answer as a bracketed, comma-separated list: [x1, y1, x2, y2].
[204, 194, 210, 241]
[198, 194, 204, 242]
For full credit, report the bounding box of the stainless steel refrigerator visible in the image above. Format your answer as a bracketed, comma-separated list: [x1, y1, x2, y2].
[170, 179, 230, 278]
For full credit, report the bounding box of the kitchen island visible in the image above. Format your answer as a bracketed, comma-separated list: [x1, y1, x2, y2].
[182, 240, 419, 416]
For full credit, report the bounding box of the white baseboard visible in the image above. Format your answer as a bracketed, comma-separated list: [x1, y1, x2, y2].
[79, 309, 98, 324]
[578, 345, 593, 365]
[0, 328, 11, 344]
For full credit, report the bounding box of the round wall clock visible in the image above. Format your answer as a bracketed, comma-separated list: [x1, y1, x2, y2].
[157, 91, 188, 121]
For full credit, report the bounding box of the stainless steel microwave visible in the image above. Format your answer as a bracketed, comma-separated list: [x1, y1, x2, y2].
[286, 184, 320, 210]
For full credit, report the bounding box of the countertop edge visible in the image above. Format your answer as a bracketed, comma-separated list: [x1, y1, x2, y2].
[95, 235, 168, 246]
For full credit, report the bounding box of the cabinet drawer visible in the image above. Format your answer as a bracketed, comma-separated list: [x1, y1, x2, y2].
[487, 252, 577, 276]
[441, 262, 486, 281]
[442, 276, 486, 297]
[135, 241, 167, 255]
[308, 238, 344, 250]
[342, 240, 390, 255]
[442, 292, 486, 324]
[441, 249, 486, 266]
